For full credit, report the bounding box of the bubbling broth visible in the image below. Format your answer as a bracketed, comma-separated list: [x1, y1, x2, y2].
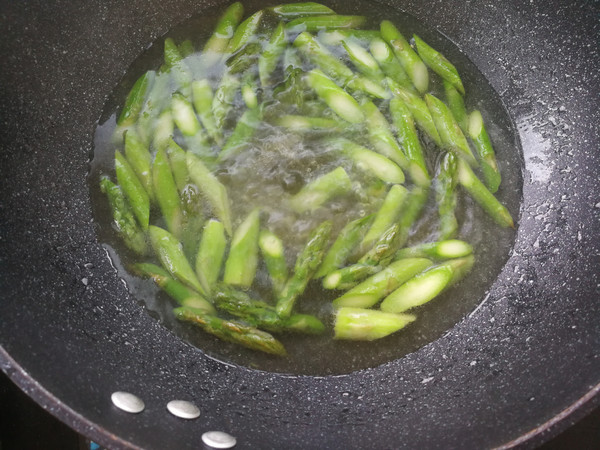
[90, 0, 522, 375]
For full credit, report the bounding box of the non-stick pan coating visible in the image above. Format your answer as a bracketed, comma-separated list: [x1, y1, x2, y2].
[0, 0, 598, 448]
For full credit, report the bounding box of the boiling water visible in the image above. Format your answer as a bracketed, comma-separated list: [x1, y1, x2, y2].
[90, 0, 523, 375]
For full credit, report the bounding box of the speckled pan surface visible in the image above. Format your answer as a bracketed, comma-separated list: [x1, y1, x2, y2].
[0, 0, 598, 448]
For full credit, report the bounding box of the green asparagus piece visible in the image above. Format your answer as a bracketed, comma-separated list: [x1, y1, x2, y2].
[241, 72, 259, 109]
[118, 71, 155, 127]
[195, 219, 227, 293]
[135, 70, 171, 146]
[186, 152, 233, 235]
[361, 184, 408, 251]
[115, 151, 150, 230]
[178, 39, 194, 58]
[179, 183, 206, 260]
[333, 258, 433, 309]
[132, 263, 215, 314]
[171, 91, 204, 139]
[315, 214, 373, 278]
[273, 67, 305, 108]
[192, 79, 222, 145]
[153, 108, 174, 151]
[226, 42, 262, 74]
[444, 80, 468, 134]
[413, 34, 465, 95]
[328, 137, 405, 184]
[286, 15, 366, 33]
[388, 96, 431, 187]
[226, 10, 264, 54]
[425, 94, 477, 166]
[124, 128, 154, 202]
[276, 220, 332, 317]
[165, 139, 188, 192]
[223, 209, 261, 288]
[380, 20, 428, 93]
[213, 284, 325, 335]
[258, 229, 289, 296]
[345, 76, 390, 99]
[468, 110, 502, 193]
[393, 185, 430, 250]
[212, 72, 241, 130]
[380, 256, 473, 313]
[318, 29, 380, 46]
[275, 115, 341, 131]
[258, 22, 287, 87]
[322, 264, 382, 290]
[361, 100, 409, 169]
[217, 107, 262, 163]
[387, 79, 442, 147]
[294, 32, 354, 83]
[456, 159, 514, 228]
[334, 307, 416, 340]
[153, 147, 183, 237]
[435, 151, 459, 239]
[448, 253, 474, 286]
[203, 2, 245, 57]
[99, 177, 148, 255]
[174, 306, 287, 356]
[148, 225, 205, 294]
[358, 223, 401, 266]
[369, 37, 414, 91]
[342, 36, 385, 82]
[268, 2, 335, 18]
[395, 240, 473, 260]
[164, 38, 192, 96]
[289, 166, 352, 213]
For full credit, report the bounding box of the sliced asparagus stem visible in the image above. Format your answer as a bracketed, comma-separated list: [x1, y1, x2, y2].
[435, 151, 459, 240]
[203, 2, 245, 59]
[276, 220, 332, 318]
[114, 150, 150, 231]
[333, 257, 433, 309]
[286, 15, 366, 33]
[468, 110, 502, 193]
[342, 36, 385, 82]
[118, 71, 155, 127]
[369, 37, 414, 91]
[124, 128, 154, 203]
[226, 10, 265, 54]
[259, 229, 289, 296]
[223, 208, 261, 288]
[289, 166, 352, 213]
[334, 307, 416, 340]
[268, 2, 335, 18]
[444, 80, 468, 134]
[152, 147, 183, 237]
[361, 184, 408, 251]
[305, 70, 365, 123]
[413, 34, 465, 95]
[195, 219, 227, 293]
[259, 21, 288, 87]
[192, 79, 222, 145]
[395, 240, 473, 260]
[322, 264, 382, 290]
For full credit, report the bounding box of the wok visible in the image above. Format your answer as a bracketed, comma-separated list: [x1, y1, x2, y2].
[0, 0, 598, 448]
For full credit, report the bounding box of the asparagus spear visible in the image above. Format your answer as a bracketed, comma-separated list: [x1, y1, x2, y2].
[361, 184, 408, 251]
[358, 223, 401, 266]
[124, 128, 154, 202]
[152, 147, 183, 237]
[258, 21, 287, 87]
[164, 38, 192, 96]
[369, 37, 414, 91]
[118, 71, 155, 127]
[392, 185, 430, 250]
[115, 150, 150, 230]
[380, 20, 428, 93]
[223, 209, 261, 288]
[361, 100, 410, 169]
[148, 225, 205, 295]
[315, 214, 373, 278]
[195, 219, 227, 293]
[268, 2, 335, 18]
[342, 36, 385, 82]
[212, 72, 241, 130]
[286, 15, 366, 33]
[322, 264, 382, 290]
[241, 72, 259, 109]
[413, 34, 465, 95]
[467, 110, 502, 193]
[258, 229, 289, 296]
[186, 152, 233, 235]
[132, 263, 215, 314]
[192, 79, 222, 145]
[328, 137, 405, 184]
[213, 284, 324, 334]
[305, 70, 363, 123]
[456, 159, 514, 228]
[444, 80, 468, 134]
[275, 115, 340, 131]
[334, 307, 416, 340]
[226, 42, 262, 74]
[165, 139, 188, 192]
[387, 79, 442, 147]
[425, 94, 477, 166]
[395, 240, 473, 260]
[174, 306, 287, 356]
[289, 166, 352, 213]
[226, 10, 264, 54]
[276, 220, 332, 318]
[380, 256, 474, 313]
[203, 2, 245, 58]
[135, 70, 171, 146]
[333, 257, 433, 309]
[294, 34, 354, 84]
[217, 106, 262, 162]
[435, 151, 459, 240]
[171, 91, 205, 141]
[99, 177, 148, 255]
[388, 96, 431, 187]
[153, 108, 174, 151]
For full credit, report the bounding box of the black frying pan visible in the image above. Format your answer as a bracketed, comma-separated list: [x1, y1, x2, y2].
[1, 0, 598, 448]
